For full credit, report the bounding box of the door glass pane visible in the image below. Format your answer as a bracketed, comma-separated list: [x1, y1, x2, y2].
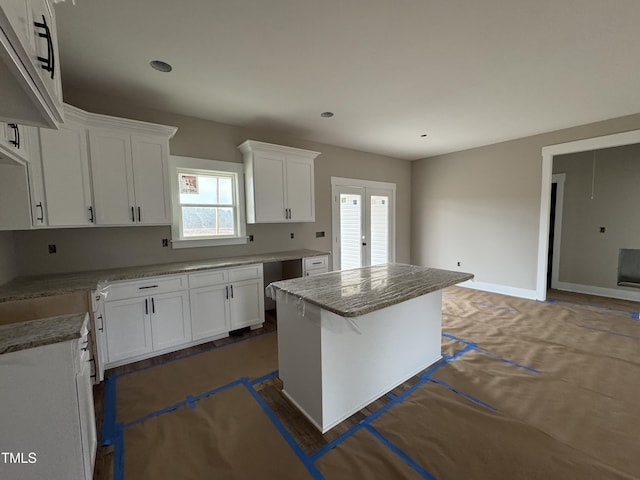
[370, 195, 389, 265]
[340, 193, 362, 270]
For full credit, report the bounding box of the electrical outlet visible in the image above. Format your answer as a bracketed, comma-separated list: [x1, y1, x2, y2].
[48, 244, 56, 254]
[162, 238, 169, 247]
[600, 227, 605, 233]
[316, 231, 325, 238]
[249, 235, 254, 242]
[290, 233, 295, 239]
[457, 261, 461, 267]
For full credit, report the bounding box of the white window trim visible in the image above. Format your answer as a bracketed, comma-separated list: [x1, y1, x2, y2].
[169, 155, 247, 248]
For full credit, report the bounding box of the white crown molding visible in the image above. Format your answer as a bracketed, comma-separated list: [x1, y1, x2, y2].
[237, 139, 321, 159]
[62, 103, 178, 138]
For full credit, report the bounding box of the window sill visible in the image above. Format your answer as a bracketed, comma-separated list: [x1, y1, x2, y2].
[171, 237, 249, 249]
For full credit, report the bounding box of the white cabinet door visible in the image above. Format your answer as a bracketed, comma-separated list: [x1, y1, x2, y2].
[0, 121, 30, 163]
[104, 297, 152, 363]
[0, 0, 32, 50]
[89, 128, 135, 225]
[150, 291, 192, 350]
[29, 0, 63, 114]
[229, 278, 264, 330]
[252, 152, 287, 222]
[131, 135, 170, 224]
[40, 118, 94, 226]
[76, 363, 97, 480]
[190, 284, 230, 340]
[286, 157, 315, 222]
[25, 125, 47, 226]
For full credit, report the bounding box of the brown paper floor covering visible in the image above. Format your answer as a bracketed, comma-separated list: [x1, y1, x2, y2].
[101, 287, 640, 479]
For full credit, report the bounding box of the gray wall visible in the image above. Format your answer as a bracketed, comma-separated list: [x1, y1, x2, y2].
[411, 113, 640, 294]
[0, 232, 16, 284]
[13, 87, 412, 276]
[553, 144, 640, 290]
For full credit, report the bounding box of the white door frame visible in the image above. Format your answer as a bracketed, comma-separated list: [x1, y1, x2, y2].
[535, 130, 640, 300]
[331, 177, 396, 271]
[549, 173, 565, 290]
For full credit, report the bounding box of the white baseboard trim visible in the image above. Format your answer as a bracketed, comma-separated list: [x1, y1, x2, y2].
[458, 280, 538, 300]
[552, 281, 640, 302]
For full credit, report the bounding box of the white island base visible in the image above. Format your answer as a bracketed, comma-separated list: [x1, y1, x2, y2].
[276, 290, 443, 433]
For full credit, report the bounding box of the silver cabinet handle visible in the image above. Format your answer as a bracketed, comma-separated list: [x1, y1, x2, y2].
[97, 314, 104, 332]
[230, 285, 234, 298]
[225, 286, 229, 299]
[138, 206, 142, 222]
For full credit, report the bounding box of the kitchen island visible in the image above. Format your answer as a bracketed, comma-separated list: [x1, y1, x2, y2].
[267, 263, 473, 433]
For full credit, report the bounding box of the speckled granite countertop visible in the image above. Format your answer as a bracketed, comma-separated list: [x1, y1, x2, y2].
[0, 312, 88, 355]
[267, 263, 473, 317]
[0, 249, 329, 303]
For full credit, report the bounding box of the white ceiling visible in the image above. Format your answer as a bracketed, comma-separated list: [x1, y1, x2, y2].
[54, 0, 640, 160]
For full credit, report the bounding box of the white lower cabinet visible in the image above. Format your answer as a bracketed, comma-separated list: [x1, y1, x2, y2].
[104, 296, 153, 364]
[190, 284, 230, 340]
[229, 278, 264, 329]
[99, 265, 264, 369]
[0, 314, 96, 480]
[303, 255, 330, 276]
[149, 290, 191, 350]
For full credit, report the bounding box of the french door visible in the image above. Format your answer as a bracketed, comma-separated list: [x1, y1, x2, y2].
[331, 177, 395, 270]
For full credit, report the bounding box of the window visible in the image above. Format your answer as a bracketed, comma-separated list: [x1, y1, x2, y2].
[170, 156, 247, 248]
[178, 171, 237, 238]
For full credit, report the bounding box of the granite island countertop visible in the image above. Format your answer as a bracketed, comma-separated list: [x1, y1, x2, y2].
[267, 263, 473, 317]
[0, 249, 329, 303]
[0, 312, 88, 355]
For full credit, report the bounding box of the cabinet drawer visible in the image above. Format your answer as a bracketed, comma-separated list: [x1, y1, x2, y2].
[304, 256, 328, 270]
[305, 266, 328, 277]
[188, 269, 228, 288]
[104, 274, 188, 301]
[229, 264, 263, 282]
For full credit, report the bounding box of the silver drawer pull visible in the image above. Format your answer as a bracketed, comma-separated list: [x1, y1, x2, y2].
[139, 285, 159, 290]
[312, 261, 322, 265]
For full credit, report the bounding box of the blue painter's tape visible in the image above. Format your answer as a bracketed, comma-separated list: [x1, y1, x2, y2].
[442, 332, 474, 346]
[631, 312, 639, 321]
[101, 374, 117, 446]
[241, 379, 325, 480]
[364, 424, 437, 480]
[250, 369, 279, 385]
[448, 343, 476, 361]
[474, 348, 540, 374]
[124, 378, 247, 428]
[113, 422, 125, 480]
[580, 324, 640, 341]
[539, 298, 556, 304]
[429, 378, 496, 411]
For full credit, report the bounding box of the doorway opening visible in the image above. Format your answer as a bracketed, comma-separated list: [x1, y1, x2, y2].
[331, 177, 396, 271]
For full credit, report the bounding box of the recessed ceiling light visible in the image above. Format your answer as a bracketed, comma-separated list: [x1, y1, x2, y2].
[320, 112, 334, 118]
[150, 60, 172, 72]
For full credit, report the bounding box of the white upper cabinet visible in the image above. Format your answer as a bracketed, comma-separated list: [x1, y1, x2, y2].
[0, 121, 30, 164]
[238, 140, 320, 223]
[88, 121, 175, 226]
[39, 110, 94, 226]
[0, 0, 64, 128]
